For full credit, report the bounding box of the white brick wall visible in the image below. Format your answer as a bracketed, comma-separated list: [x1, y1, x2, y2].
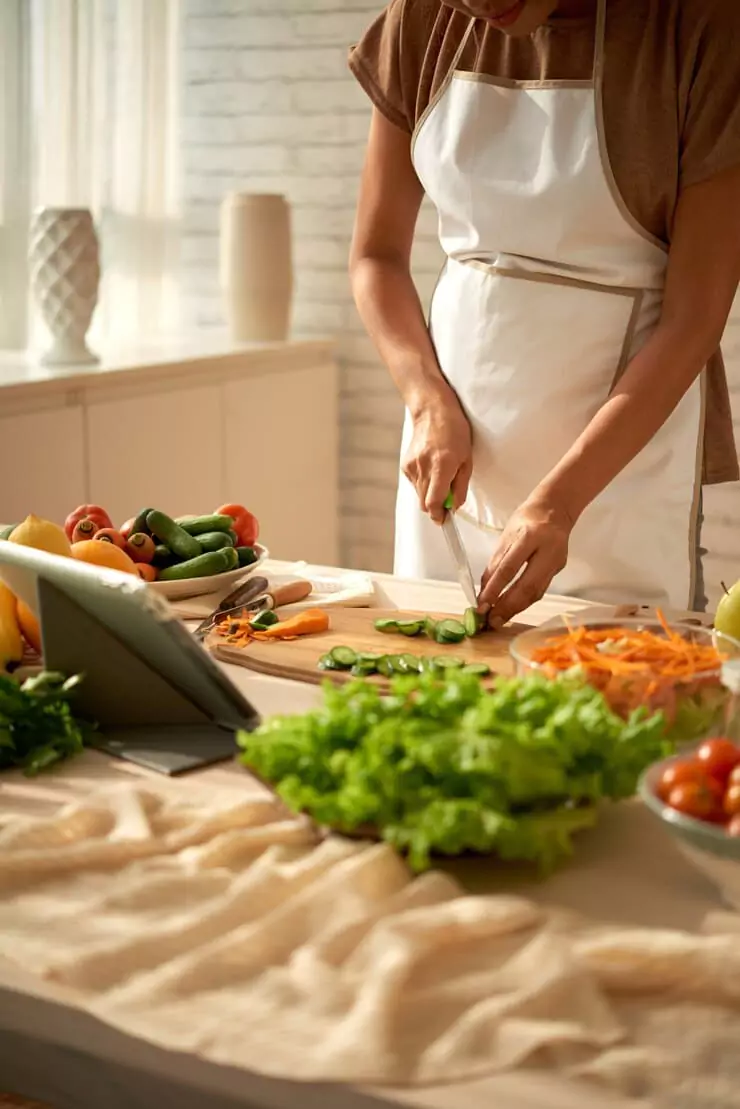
[181, 0, 443, 572]
[180, 0, 739, 601]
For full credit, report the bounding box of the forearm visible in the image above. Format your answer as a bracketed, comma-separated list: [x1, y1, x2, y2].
[350, 255, 454, 417]
[537, 321, 711, 522]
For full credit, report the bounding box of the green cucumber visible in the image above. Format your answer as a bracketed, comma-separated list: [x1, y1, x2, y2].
[157, 547, 238, 582]
[461, 662, 491, 677]
[197, 530, 235, 553]
[396, 620, 423, 637]
[227, 529, 239, 545]
[250, 610, 279, 630]
[351, 660, 378, 677]
[399, 653, 422, 674]
[434, 619, 467, 645]
[374, 618, 399, 634]
[424, 616, 438, 639]
[152, 544, 180, 569]
[463, 607, 484, 637]
[0, 523, 17, 541]
[177, 513, 234, 536]
[329, 646, 357, 669]
[146, 511, 202, 561]
[433, 656, 465, 669]
[318, 653, 340, 671]
[376, 656, 395, 678]
[131, 508, 154, 536]
[385, 655, 408, 674]
[236, 546, 259, 567]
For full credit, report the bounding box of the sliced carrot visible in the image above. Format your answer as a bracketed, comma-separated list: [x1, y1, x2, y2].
[252, 609, 330, 639]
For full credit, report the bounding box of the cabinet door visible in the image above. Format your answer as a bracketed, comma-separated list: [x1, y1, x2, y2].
[222, 364, 339, 564]
[0, 406, 86, 526]
[86, 385, 222, 526]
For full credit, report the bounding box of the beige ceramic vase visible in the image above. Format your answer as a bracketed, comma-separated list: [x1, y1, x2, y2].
[219, 193, 293, 342]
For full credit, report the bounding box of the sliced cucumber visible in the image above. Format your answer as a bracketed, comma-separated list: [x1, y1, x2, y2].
[329, 646, 358, 669]
[433, 656, 465, 670]
[434, 619, 467, 644]
[250, 610, 279, 630]
[461, 662, 491, 677]
[385, 655, 408, 674]
[424, 616, 438, 639]
[376, 656, 395, 678]
[356, 652, 381, 664]
[463, 607, 484, 637]
[399, 653, 422, 674]
[351, 660, 378, 677]
[396, 619, 423, 637]
[374, 618, 399, 634]
[318, 654, 340, 671]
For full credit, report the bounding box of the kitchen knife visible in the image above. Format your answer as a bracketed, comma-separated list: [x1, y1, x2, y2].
[196, 579, 313, 639]
[193, 575, 268, 639]
[441, 492, 478, 609]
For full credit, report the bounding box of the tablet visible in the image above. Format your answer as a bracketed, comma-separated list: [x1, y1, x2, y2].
[0, 542, 261, 774]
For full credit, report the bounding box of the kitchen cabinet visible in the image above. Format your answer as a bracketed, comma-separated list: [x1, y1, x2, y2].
[0, 405, 86, 525]
[0, 338, 339, 561]
[222, 361, 339, 564]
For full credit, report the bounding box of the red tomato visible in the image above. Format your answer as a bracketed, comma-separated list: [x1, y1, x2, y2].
[727, 815, 740, 837]
[667, 781, 724, 822]
[215, 503, 259, 546]
[120, 517, 137, 540]
[656, 758, 703, 801]
[724, 784, 740, 818]
[696, 739, 740, 784]
[728, 765, 740, 790]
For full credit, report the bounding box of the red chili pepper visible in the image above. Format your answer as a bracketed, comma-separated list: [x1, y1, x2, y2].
[215, 503, 259, 547]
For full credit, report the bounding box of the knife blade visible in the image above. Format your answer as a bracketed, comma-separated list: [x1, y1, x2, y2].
[441, 496, 478, 609]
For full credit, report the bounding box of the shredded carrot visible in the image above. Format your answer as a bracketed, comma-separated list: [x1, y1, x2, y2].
[530, 611, 724, 685]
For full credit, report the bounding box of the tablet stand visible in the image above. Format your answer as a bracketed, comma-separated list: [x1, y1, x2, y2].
[38, 579, 243, 775]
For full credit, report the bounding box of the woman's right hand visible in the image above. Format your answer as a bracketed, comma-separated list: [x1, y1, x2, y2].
[402, 394, 473, 524]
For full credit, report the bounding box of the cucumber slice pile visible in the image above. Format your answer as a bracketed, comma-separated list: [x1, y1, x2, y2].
[374, 607, 484, 645]
[316, 648, 491, 680]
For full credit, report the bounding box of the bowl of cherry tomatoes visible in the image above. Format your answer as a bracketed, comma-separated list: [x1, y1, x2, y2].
[639, 738, 740, 908]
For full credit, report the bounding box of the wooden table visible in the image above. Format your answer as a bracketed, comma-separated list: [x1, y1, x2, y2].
[0, 564, 723, 1109]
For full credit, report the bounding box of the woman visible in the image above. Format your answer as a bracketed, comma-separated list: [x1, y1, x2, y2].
[348, 0, 740, 623]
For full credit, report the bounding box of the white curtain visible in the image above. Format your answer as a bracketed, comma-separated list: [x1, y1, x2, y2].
[0, 0, 31, 348]
[24, 0, 181, 351]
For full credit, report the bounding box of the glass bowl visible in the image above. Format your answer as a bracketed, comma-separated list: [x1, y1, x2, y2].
[510, 618, 740, 744]
[639, 753, 740, 909]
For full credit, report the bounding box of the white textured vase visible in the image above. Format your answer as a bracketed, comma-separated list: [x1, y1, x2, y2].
[219, 193, 293, 343]
[29, 207, 101, 366]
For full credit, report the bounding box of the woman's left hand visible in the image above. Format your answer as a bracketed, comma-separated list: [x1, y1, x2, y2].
[478, 496, 573, 626]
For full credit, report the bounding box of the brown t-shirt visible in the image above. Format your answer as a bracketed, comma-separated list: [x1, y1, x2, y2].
[349, 0, 740, 484]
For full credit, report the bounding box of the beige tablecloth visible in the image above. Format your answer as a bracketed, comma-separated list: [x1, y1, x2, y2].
[1, 785, 740, 1105]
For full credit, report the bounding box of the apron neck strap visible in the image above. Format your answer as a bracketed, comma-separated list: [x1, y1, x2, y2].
[592, 0, 607, 85]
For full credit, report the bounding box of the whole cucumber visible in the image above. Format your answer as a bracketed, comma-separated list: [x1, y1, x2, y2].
[177, 513, 234, 536]
[236, 545, 259, 567]
[146, 510, 202, 560]
[158, 546, 238, 582]
[131, 507, 154, 536]
[152, 544, 180, 569]
[197, 530, 235, 553]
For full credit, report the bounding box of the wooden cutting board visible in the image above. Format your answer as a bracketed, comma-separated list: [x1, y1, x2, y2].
[209, 608, 535, 686]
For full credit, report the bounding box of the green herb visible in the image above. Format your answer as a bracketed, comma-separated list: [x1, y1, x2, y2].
[239, 671, 670, 873]
[0, 671, 93, 776]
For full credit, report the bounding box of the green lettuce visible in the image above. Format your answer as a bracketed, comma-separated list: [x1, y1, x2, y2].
[238, 672, 671, 873]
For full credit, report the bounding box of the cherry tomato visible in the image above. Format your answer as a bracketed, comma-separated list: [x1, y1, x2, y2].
[724, 784, 740, 818]
[667, 781, 724, 822]
[726, 815, 740, 837]
[696, 739, 740, 784]
[656, 758, 703, 801]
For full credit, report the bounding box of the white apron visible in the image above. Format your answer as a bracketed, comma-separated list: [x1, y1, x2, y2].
[394, 0, 704, 610]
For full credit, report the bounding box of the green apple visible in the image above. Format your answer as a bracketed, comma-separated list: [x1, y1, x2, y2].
[715, 580, 740, 641]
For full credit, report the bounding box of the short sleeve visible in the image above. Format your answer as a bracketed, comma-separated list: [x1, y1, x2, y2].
[680, 0, 740, 189]
[348, 1, 433, 134]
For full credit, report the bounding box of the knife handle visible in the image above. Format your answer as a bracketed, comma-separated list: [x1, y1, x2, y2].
[268, 580, 313, 609]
